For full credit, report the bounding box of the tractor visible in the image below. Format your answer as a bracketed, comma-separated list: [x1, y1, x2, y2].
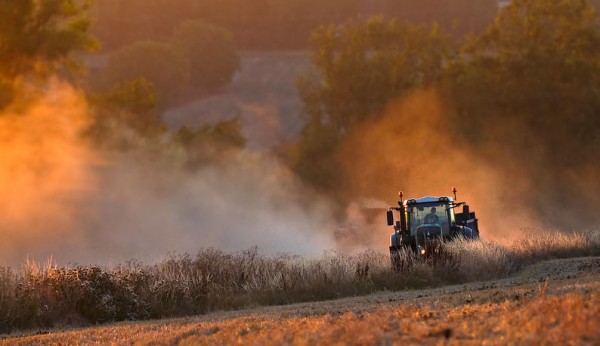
[387, 188, 479, 267]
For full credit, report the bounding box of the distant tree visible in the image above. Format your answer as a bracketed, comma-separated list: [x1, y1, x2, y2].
[448, 0, 600, 226]
[298, 16, 452, 135]
[0, 0, 96, 107]
[171, 20, 240, 91]
[103, 79, 157, 117]
[293, 17, 452, 194]
[87, 78, 165, 147]
[450, 0, 600, 157]
[0, 0, 96, 78]
[104, 79, 161, 132]
[173, 118, 246, 169]
[103, 40, 189, 106]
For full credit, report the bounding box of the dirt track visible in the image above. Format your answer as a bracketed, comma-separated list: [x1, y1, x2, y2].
[3, 257, 599, 345]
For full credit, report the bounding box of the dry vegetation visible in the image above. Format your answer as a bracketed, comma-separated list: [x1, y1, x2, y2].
[2, 257, 599, 345]
[0, 230, 598, 338]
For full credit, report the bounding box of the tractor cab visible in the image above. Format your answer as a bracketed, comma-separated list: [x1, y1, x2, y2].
[405, 196, 455, 238]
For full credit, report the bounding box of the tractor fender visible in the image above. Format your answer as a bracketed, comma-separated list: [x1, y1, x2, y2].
[390, 233, 401, 247]
[452, 225, 479, 240]
[462, 226, 479, 239]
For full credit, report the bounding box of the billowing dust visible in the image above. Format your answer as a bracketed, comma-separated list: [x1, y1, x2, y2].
[0, 84, 594, 266]
[339, 90, 542, 244]
[0, 81, 98, 265]
[0, 82, 335, 266]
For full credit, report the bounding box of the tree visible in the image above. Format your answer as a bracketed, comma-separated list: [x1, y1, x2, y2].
[102, 40, 189, 106]
[86, 78, 165, 150]
[450, 0, 600, 158]
[298, 17, 452, 134]
[0, 0, 96, 107]
[293, 17, 452, 194]
[173, 119, 246, 170]
[98, 78, 162, 135]
[171, 20, 240, 91]
[448, 0, 600, 227]
[0, 0, 96, 78]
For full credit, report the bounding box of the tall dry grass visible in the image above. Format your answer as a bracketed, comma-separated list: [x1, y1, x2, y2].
[0, 230, 598, 334]
[449, 229, 600, 281]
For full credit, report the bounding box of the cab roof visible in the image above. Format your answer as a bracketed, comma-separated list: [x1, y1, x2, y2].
[404, 196, 453, 205]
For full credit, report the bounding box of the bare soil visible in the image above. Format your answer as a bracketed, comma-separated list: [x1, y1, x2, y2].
[3, 257, 599, 345]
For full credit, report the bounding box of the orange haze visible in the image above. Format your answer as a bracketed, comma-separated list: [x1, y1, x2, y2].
[3, 85, 582, 267]
[0, 81, 98, 262]
[339, 90, 540, 243]
[0, 81, 336, 267]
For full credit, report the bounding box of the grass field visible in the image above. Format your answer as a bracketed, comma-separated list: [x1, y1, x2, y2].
[2, 256, 598, 345]
[1, 230, 599, 341]
[1, 230, 598, 334]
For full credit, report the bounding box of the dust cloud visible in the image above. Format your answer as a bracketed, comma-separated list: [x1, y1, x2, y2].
[0, 81, 98, 265]
[2, 84, 595, 267]
[0, 81, 335, 267]
[81, 151, 336, 265]
[338, 89, 542, 244]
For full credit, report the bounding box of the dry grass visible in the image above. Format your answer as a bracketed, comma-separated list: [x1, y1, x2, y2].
[448, 229, 600, 282]
[3, 266, 598, 345]
[0, 230, 598, 334]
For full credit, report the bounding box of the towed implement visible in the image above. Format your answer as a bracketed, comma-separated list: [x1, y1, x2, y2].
[387, 188, 479, 268]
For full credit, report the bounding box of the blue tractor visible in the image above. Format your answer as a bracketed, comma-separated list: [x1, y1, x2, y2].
[387, 188, 479, 266]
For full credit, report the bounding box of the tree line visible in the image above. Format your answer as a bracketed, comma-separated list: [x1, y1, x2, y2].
[92, 0, 500, 51]
[0, 0, 244, 169]
[2, 0, 600, 227]
[291, 0, 600, 228]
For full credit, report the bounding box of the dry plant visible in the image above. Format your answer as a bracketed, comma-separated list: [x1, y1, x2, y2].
[447, 238, 515, 281]
[5, 270, 598, 345]
[511, 229, 599, 265]
[0, 230, 598, 334]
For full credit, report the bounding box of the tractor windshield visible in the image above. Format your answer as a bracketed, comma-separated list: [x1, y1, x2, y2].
[407, 202, 453, 236]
